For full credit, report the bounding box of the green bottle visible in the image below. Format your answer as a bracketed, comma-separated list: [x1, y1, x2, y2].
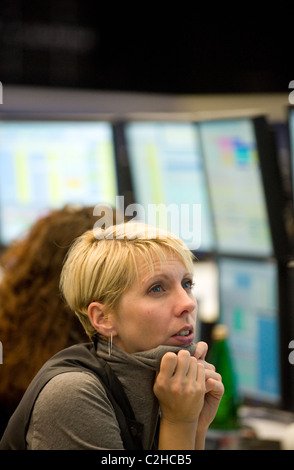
[207, 323, 239, 430]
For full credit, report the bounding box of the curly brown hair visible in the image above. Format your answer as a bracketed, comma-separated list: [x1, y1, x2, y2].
[0, 204, 120, 423]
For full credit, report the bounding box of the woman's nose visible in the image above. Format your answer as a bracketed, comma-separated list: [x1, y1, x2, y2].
[173, 288, 197, 317]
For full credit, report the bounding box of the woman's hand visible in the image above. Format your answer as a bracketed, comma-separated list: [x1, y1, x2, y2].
[154, 349, 206, 424]
[193, 342, 224, 435]
[153, 349, 206, 449]
[153, 343, 224, 449]
[197, 362, 224, 432]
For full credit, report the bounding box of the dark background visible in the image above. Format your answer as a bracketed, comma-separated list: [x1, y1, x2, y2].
[0, 0, 292, 94]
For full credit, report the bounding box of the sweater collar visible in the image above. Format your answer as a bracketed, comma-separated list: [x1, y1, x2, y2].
[96, 339, 196, 371]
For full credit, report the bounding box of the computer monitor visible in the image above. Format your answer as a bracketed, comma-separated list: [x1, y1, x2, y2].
[122, 121, 216, 254]
[199, 116, 291, 260]
[0, 118, 118, 245]
[218, 256, 281, 408]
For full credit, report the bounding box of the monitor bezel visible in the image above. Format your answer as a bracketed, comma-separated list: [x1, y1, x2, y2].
[254, 115, 293, 262]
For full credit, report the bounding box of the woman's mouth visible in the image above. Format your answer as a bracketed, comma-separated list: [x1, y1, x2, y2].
[176, 330, 190, 336]
[171, 327, 194, 344]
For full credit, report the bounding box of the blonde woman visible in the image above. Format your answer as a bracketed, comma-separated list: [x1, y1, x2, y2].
[1, 223, 223, 450]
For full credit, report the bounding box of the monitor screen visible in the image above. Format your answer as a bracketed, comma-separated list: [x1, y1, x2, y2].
[199, 118, 273, 257]
[0, 120, 118, 245]
[218, 257, 281, 407]
[124, 122, 215, 253]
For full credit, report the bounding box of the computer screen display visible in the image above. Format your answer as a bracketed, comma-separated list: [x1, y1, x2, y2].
[199, 118, 273, 257]
[0, 120, 118, 245]
[124, 122, 215, 253]
[218, 257, 281, 406]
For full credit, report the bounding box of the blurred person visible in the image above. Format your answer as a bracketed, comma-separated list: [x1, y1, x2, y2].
[0, 222, 224, 450]
[0, 204, 122, 435]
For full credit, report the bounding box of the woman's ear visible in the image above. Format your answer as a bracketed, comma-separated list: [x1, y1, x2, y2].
[88, 302, 116, 338]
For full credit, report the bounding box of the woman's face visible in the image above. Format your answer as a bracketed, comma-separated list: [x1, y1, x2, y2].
[111, 252, 197, 354]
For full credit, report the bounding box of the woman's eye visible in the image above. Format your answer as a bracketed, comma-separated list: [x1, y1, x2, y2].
[149, 284, 163, 294]
[182, 280, 194, 290]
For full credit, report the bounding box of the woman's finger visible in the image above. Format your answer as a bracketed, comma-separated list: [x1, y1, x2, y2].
[194, 341, 208, 360]
[159, 352, 178, 378]
[205, 377, 225, 397]
[173, 349, 193, 379]
[197, 359, 216, 372]
[195, 362, 206, 390]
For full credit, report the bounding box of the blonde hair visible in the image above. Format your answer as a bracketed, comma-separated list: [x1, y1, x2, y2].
[60, 222, 195, 338]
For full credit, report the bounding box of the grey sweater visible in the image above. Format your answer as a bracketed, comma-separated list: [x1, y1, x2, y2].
[26, 341, 196, 450]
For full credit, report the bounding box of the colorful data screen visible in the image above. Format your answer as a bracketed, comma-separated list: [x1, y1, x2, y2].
[0, 120, 118, 245]
[199, 119, 273, 256]
[218, 257, 281, 405]
[124, 122, 215, 253]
